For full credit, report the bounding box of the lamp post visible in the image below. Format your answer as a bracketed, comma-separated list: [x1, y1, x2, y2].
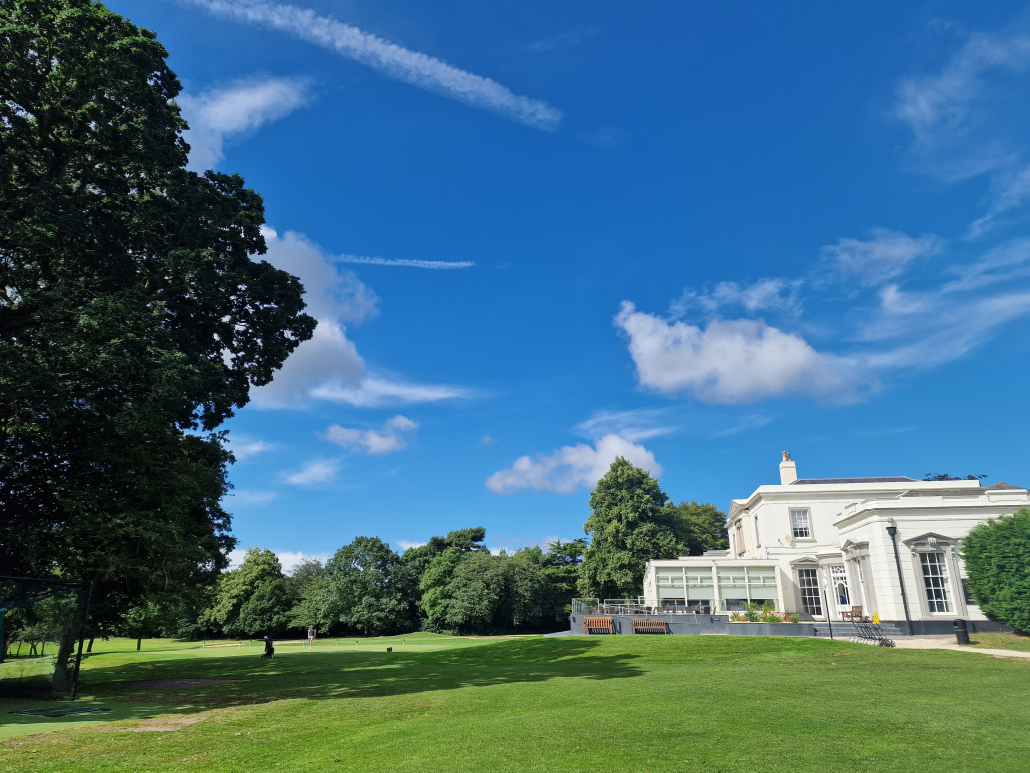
[886, 525, 913, 636]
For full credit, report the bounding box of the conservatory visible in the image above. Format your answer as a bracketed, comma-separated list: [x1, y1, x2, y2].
[643, 559, 784, 613]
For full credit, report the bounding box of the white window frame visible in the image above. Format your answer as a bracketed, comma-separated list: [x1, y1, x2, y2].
[790, 509, 813, 540]
[735, 520, 746, 556]
[754, 515, 761, 548]
[919, 551, 953, 614]
[796, 567, 822, 616]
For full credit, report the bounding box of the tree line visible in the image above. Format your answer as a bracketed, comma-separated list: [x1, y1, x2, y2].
[102, 458, 728, 641]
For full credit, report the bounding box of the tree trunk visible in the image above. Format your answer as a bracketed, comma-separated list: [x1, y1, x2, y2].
[87, 637, 94, 653]
[52, 599, 88, 695]
[136, 637, 141, 651]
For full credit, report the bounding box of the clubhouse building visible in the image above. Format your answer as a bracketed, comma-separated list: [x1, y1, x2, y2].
[574, 453, 1025, 635]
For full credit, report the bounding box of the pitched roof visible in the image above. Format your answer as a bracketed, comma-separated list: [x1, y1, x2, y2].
[790, 477, 917, 485]
[902, 482, 1028, 497]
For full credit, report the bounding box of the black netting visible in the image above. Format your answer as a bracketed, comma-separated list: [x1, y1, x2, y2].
[0, 576, 92, 699]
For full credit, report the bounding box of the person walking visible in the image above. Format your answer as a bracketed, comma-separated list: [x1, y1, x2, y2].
[261, 636, 274, 659]
[307, 625, 316, 649]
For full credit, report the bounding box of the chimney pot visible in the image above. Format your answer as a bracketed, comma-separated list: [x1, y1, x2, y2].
[779, 452, 797, 485]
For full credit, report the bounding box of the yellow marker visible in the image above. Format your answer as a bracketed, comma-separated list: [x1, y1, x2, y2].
[873, 612, 880, 624]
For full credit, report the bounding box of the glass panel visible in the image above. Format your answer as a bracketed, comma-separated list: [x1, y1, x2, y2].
[748, 586, 778, 600]
[657, 588, 687, 600]
[747, 567, 777, 583]
[717, 567, 747, 585]
[921, 552, 952, 613]
[790, 509, 812, 539]
[797, 568, 822, 615]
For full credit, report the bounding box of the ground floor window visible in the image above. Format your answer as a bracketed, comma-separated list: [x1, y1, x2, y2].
[920, 552, 952, 613]
[797, 568, 822, 615]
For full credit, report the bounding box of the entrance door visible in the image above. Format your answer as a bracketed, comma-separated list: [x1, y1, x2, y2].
[797, 568, 822, 616]
[830, 565, 851, 615]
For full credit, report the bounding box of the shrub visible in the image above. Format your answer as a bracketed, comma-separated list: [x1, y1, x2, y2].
[788, 614, 800, 623]
[962, 508, 1030, 634]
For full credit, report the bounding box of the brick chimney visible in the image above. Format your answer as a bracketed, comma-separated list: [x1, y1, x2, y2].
[779, 452, 797, 485]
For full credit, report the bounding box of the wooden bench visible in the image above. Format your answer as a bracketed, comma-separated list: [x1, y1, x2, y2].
[583, 617, 616, 635]
[631, 619, 668, 634]
[841, 606, 865, 622]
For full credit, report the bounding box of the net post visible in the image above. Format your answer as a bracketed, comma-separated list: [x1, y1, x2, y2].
[69, 581, 95, 701]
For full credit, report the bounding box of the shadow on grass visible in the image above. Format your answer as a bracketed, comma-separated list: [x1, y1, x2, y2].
[68, 638, 643, 711]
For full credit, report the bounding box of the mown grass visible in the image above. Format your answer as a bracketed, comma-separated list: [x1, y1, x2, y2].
[1, 632, 1028, 772]
[967, 631, 1030, 652]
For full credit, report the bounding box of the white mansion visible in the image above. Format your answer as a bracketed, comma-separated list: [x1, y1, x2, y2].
[642, 453, 1028, 629]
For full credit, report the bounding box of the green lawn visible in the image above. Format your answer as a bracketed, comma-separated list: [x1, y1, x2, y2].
[2, 633, 1029, 772]
[967, 632, 1030, 652]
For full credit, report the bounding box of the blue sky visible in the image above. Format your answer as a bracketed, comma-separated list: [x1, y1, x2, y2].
[113, 0, 1030, 568]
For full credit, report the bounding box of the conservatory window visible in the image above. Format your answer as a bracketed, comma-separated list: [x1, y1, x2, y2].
[790, 509, 812, 539]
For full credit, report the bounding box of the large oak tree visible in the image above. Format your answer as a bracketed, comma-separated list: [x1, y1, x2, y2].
[0, 0, 315, 685]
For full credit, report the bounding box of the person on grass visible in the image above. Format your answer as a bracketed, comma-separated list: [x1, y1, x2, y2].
[261, 636, 274, 659]
[307, 625, 316, 648]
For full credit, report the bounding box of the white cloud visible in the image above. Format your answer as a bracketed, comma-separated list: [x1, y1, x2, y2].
[279, 551, 331, 573]
[574, 408, 675, 442]
[396, 539, 427, 551]
[179, 77, 311, 171]
[942, 237, 1030, 292]
[712, 414, 772, 438]
[231, 490, 280, 505]
[615, 302, 848, 404]
[282, 457, 342, 486]
[226, 549, 329, 571]
[670, 278, 803, 318]
[895, 30, 1030, 149]
[821, 229, 942, 287]
[485, 434, 662, 495]
[312, 376, 469, 408]
[227, 436, 275, 461]
[338, 255, 474, 270]
[188, 0, 562, 130]
[325, 415, 419, 455]
[250, 228, 468, 409]
[528, 25, 596, 53]
[479, 435, 498, 446]
[894, 27, 1030, 236]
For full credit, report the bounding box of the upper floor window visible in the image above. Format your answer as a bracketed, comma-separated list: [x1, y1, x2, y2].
[790, 509, 812, 539]
[754, 515, 761, 548]
[735, 520, 745, 555]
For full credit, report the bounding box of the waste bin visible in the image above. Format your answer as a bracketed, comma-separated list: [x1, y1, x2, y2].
[953, 619, 970, 645]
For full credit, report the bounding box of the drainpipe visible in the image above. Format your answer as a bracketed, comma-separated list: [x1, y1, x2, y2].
[886, 525, 913, 636]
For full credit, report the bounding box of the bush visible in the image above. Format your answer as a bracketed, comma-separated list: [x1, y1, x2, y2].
[962, 508, 1030, 634]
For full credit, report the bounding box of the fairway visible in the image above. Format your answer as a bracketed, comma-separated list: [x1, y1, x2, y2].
[2, 634, 1029, 772]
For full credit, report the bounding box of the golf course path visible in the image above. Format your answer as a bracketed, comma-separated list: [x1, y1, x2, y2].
[890, 637, 1030, 660]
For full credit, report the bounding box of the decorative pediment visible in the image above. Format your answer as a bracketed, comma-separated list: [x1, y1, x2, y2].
[840, 539, 870, 558]
[788, 556, 820, 565]
[902, 532, 957, 552]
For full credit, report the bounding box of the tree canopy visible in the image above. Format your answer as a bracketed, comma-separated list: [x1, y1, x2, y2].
[0, 0, 315, 633]
[962, 508, 1030, 634]
[578, 458, 686, 599]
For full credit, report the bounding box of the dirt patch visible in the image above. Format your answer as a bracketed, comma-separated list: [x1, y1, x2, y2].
[95, 716, 204, 733]
[123, 679, 243, 689]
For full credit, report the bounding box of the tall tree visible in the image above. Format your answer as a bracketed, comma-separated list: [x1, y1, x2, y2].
[308, 537, 415, 637]
[543, 538, 588, 623]
[0, 0, 315, 679]
[201, 548, 283, 638]
[417, 527, 489, 630]
[578, 457, 682, 600]
[669, 501, 729, 555]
